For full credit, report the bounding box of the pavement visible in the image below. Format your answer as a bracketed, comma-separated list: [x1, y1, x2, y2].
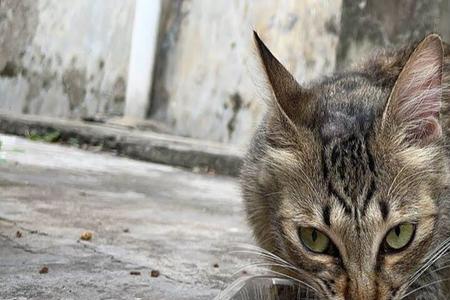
[0, 134, 253, 300]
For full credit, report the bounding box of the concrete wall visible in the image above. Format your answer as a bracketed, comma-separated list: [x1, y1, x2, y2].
[150, 0, 342, 146]
[150, 0, 450, 146]
[336, 0, 450, 70]
[0, 0, 135, 118]
[1, 0, 449, 146]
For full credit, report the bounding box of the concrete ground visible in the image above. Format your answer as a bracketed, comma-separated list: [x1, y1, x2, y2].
[0, 134, 252, 300]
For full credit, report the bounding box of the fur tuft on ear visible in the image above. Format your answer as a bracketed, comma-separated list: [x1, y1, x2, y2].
[253, 31, 310, 125]
[382, 34, 444, 144]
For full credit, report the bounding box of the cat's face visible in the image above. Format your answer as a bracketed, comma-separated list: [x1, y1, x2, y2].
[265, 125, 445, 299]
[241, 33, 450, 299]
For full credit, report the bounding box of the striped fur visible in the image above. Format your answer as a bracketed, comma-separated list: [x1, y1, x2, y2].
[241, 33, 450, 299]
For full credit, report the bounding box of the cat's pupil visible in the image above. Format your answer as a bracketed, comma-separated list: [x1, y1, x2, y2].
[312, 229, 318, 242]
[395, 226, 401, 236]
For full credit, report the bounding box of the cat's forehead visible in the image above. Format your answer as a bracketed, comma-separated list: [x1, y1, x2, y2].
[316, 72, 388, 102]
[311, 73, 389, 141]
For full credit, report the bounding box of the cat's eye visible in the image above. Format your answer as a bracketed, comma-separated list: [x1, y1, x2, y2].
[298, 227, 331, 254]
[384, 223, 416, 252]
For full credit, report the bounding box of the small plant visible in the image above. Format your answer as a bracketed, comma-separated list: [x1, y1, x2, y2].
[68, 137, 80, 147]
[25, 130, 61, 143]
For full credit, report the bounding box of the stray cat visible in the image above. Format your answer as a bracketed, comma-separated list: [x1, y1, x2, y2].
[240, 32, 450, 299]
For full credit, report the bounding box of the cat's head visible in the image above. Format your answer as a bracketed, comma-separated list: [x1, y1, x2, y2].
[241, 32, 450, 299]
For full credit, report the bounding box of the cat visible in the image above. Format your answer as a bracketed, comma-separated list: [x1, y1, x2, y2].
[240, 31, 450, 299]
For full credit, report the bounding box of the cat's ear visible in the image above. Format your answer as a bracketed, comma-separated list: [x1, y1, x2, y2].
[381, 34, 444, 144]
[253, 31, 308, 124]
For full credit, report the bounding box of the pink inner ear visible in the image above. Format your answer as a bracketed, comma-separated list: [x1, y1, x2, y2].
[418, 117, 442, 142]
[389, 37, 443, 142]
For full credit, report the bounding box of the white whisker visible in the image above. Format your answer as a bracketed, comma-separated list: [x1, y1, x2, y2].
[401, 278, 450, 299]
[406, 237, 450, 289]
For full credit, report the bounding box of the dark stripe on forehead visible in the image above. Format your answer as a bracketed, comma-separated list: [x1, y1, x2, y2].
[328, 181, 352, 215]
[367, 147, 376, 173]
[321, 132, 380, 219]
[379, 201, 389, 221]
[322, 149, 328, 180]
[362, 179, 376, 216]
[323, 205, 331, 226]
[331, 145, 340, 165]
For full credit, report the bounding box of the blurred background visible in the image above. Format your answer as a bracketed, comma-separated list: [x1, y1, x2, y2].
[1, 0, 449, 147]
[1, 1, 450, 299]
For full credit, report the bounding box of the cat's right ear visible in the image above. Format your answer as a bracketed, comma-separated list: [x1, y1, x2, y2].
[381, 34, 444, 145]
[253, 31, 308, 125]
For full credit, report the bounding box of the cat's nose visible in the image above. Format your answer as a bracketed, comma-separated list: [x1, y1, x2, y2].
[338, 274, 378, 300]
[347, 282, 374, 300]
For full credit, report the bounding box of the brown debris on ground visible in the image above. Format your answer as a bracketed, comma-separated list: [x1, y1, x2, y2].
[150, 270, 160, 278]
[80, 231, 93, 241]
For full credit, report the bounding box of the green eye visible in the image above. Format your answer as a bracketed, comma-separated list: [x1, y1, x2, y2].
[384, 223, 416, 251]
[298, 227, 330, 253]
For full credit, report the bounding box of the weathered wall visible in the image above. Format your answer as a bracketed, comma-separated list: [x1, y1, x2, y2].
[2, 0, 449, 146]
[150, 0, 342, 146]
[150, 0, 450, 146]
[0, 0, 135, 118]
[337, 0, 450, 70]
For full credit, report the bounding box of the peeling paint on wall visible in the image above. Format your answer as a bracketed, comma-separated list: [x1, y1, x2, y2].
[226, 92, 243, 140]
[149, 0, 343, 146]
[62, 68, 87, 112]
[336, 0, 450, 70]
[0, 0, 135, 119]
[0, 1, 39, 71]
[3, 0, 447, 147]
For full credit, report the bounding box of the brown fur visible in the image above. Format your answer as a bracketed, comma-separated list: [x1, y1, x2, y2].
[241, 32, 450, 299]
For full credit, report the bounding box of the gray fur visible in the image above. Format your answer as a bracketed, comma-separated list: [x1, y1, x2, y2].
[241, 32, 450, 299]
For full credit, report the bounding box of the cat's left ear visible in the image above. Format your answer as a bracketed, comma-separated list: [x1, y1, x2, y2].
[381, 34, 444, 144]
[253, 31, 310, 126]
